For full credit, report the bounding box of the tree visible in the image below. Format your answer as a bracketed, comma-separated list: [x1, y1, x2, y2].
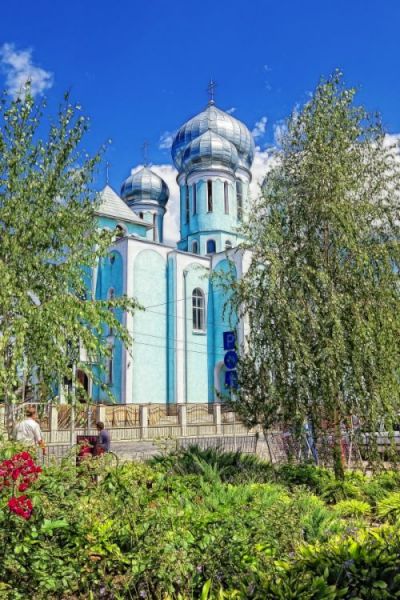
[230, 71, 400, 475]
[0, 87, 137, 405]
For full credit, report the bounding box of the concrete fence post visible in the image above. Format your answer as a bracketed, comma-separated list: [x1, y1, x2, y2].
[178, 404, 187, 437]
[140, 405, 149, 439]
[49, 405, 58, 443]
[213, 403, 222, 435]
[96, 404, 106, 424]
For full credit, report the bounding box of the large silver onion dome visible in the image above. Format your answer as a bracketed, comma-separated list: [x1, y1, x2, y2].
[182, 130, 239, 173]
[172, 103, 254, 171]
[120, 166, 169, 207]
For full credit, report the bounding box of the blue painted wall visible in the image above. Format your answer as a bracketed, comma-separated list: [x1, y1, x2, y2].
[208, 258, 238, 402]
[184, 263, 209, 403]
[97, 215, 148, 237]
[132, 249, 167, 403]
[92, 250, 124, 403]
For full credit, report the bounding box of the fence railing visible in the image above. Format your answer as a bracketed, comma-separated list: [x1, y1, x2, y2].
[0, 402, 252, 445]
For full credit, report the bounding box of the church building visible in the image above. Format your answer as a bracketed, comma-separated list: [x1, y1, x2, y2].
[91, 97, 254, 405]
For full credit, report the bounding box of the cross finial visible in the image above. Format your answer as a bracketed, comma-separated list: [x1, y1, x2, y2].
[105, 161, 111, 185]
[207, 79, 217, 105]
[142, 140, 149, 166]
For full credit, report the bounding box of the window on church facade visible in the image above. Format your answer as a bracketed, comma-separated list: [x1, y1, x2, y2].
[192, 183, 197, 214]
[236, 180, 243, 221]
[192, 241, 198, 254]
[225, 240, 233, 250]
[185, 185, 190, 223]
[224, 182, 229, 214]
[192, 288, 205, 331]
[107, 288, 115, 337]
[206, 239, 216, 254]
[153, 213, 157, 241]
[207, 180, 213, 212]
[106, 345, 113, 385]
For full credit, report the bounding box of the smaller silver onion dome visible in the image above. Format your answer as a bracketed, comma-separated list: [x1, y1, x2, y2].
[120, 166, 169, 207]
[182, 130, 239, 174]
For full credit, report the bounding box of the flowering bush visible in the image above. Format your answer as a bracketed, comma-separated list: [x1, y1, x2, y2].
[0, 450, 41, 520]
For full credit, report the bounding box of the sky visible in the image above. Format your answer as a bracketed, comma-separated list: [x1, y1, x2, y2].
[1, 0, 400, 242]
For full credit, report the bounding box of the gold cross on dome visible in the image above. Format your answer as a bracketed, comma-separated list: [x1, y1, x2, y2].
[207, 79, 217, 104]
[142, 140, 149, 166]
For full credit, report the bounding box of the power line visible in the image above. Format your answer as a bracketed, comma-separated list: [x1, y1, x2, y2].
[132, 329, 228, 352]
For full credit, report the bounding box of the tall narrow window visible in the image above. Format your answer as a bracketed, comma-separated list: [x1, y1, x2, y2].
[224, 182, 229, 214]
[206, 239, 216, 254]
[185, 185, 190, 224]
[106, 345, 113, 385]
[207, 180, 213, 212]
[192, 288, 205, 331]
[192, 183, 197, 215]
[192, 241, 199, 254]
[236, 180, 243, 221]
[153, 213, 157, 241]
[107, 288, 115, 337]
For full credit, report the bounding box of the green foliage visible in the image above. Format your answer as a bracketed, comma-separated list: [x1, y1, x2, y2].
[377, 491, 400, 522]
[0, 85, 138, 404]
[150, 445, 275, 484]
[226, 70, 400, 471]
[1, 442, 400, 599]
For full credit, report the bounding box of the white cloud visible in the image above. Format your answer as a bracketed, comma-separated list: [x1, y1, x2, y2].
[273, 120, 287, 146]
[249, 146, 278, 201]
[0, 43, 53, 98]
[226, 107, 236, 114]
[252, 116, 268, 139]
[159, 130, 176, 150]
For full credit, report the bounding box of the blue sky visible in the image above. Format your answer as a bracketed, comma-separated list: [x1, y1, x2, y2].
[1, 0, 400, 241]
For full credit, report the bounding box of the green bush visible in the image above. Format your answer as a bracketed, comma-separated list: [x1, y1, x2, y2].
[1, 441, 400, 599]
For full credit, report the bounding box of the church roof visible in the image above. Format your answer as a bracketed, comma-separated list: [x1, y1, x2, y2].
[95, 185, 151, 226]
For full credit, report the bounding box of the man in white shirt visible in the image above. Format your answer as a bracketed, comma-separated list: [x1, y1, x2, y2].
[15, 407, 46, 454]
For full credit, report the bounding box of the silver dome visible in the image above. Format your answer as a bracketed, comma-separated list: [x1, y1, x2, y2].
[172, 104, 255, 171]
[120, 166, 169, 207]
[182, 130, 239, 174]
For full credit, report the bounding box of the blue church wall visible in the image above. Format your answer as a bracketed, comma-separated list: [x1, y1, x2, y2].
[208, 258, 238, 402]
[92, 250, 124, 404]
[132, 249, 167, 403]
[184, 263, 209, 403]
[167, 255, 176, 404]
[97, 215, 148, 238]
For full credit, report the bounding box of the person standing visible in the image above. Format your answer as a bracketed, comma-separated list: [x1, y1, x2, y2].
[15, 407, 46, 454]
[95, 421, 110, 454]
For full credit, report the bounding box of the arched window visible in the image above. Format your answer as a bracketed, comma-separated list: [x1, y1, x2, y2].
[224, 182, 229, 214]
[207, 180, 213, 212]
[192, 240, 199, 254]
[153, 214, 158, 241]
[185, 185, 190, 224]
[225, 240, 233, 250]
[192, 183, 197, 215]
[236, 180, 243, 221]
[107, 288, 115, 337]
[192, 288, 205, 331]
[206, 239, 216, 254]
[139, 212, 144, 219]
[115, 224, 125, 238]
[106, 344, 113, 385]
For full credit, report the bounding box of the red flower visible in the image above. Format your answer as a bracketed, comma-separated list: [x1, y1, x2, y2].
[8, 495, 33, 520]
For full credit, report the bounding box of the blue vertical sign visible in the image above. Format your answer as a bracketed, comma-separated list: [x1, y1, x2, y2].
[223, 331, 238, 389]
